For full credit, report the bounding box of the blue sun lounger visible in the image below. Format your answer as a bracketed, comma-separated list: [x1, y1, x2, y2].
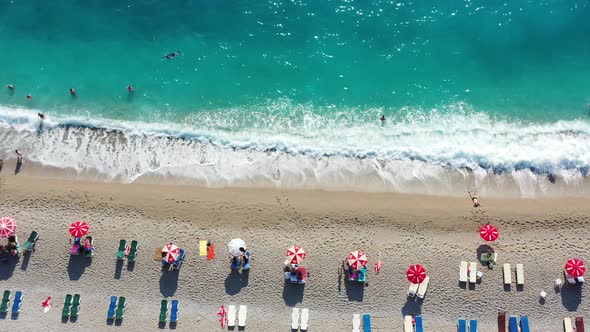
[458, 318, 467, 332]
[170, 300, 179, 323]
[469, 319, 478, 332]
[520, 316, 530, 332]
[415, 315, 424, 332]
[363, 314, 371, 332]
[357, 266, 367, 283]
[11, 291, 22, 315]
[509, 316, 519, 332]
[107, 296, 117, 319]
[242, 251, 251, 270]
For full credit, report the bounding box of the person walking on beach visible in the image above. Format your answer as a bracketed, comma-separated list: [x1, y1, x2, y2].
[468, 190, 480, 208]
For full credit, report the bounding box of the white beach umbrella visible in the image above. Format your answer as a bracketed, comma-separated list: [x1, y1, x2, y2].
[228, 238, 246, 257]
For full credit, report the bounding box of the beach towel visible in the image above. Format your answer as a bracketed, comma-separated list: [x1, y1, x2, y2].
[207, 243, 215, 260]
[199, 240, 207, 256]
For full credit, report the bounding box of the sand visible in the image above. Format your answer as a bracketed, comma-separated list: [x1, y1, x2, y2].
[0, 158, 589, 331]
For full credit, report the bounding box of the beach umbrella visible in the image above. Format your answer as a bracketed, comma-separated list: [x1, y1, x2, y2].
[407, 264, 427, 284]
[479, 224, 499, 241]
[228, 238, 246, 257]
[347, 250, 368, 270]
[161, 243, 181, 264]
[565, 258, 586, 277]
[287, 245, 307, 264]
[69, 221, 89, 237]
[0, 216, 16, 238]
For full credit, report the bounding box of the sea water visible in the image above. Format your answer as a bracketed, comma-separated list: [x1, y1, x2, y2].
[1, 0, 590, 196]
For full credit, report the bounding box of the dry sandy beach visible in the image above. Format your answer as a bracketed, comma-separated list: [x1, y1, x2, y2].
[0, 158, 589, 331]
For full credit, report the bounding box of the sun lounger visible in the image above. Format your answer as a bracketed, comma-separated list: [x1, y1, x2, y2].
[498, 312, 506, 332]
[291, 308, 300, 330]
[84, 236, 94, 257]
[520, 315, 530, 332]
[116, 240, 127, 260]
[70, 294, 81, 317]
[238, 305, 247, 327]
[363, 314, 371, 332]
[115, 296, 126, 320]
[508, 316, 518, 332]
[24, 231, 38, 251]
[227, 305, 236, 327]
[404, 315, 413, 332]
[0, 290, 10, 314]
[159, 299, 168, 323]
[564, 317, 573, 332]
[11, 291, 22, 315]
[458, 318, 467, 332]
[172, 249, 185, 270]
[170, 300, 179, 323]
[352, 314, 361, 332]
[516, 264, 524, 286]
[481, 252, 497, 263]
[459, 261, 468, 283]
[408, 282, 419, 297]
[62, 294, 72, 318]
[357, 266, 367, 283]
[415, 315, 424, 332]
[128, 240, 139, 263]
[242, 251, 251, 270]
[576, 317, 585, 332]
[469, 262, 477, 283]
[70, 237, 81, 255]
[470, 319, 478, 332]
[298, 266, 308, 284]
[503, 264, 512, 285]
[417, 276, 430, 299]
[107, 296, 117, 319]
[300, 308, 309, 331]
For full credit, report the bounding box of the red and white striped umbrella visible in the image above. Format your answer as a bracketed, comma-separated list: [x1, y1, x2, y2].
[162, 243, 181, 263]
[69, 221, 89, 237]
[0, 216, 16, 238]
[565, 258, 586, 277]
[407, 264, 427, 284]
[347, 250, 368, 270]
[287, 245, 307, 264]
[479, 224, 499, 241]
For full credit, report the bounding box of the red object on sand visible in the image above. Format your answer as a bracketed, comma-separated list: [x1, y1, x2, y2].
[0, 216, 16, 238]
[287, 245, 307, 265]
[207, 243, 215, 261]
[42, 296, 51, 307]
[69, 221, 89, 237]
[565, 258, 586, 277]
[407, 264, 427, 284]
[374, 261, 383, 274]
[217, 305, 227, 328]
[347, 250, 368, 270]
[479, 224, 499, 241]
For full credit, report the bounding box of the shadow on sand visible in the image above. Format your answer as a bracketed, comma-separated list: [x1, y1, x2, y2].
[160, 269, 180, 297]
[224, 270, 250, 296]
[282, 280, 305, 306]
[561, 285, 583, 311]
[67, 255, 92, 280]
[0, 254, 19, 280]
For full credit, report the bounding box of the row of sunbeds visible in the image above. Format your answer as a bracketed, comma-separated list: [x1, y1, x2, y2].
[352, 313, 373, 332]
[459, 261, 524, 286]
[159, 299, 179, 325]
[291, 308, 309, 331]
[0, 290, 23, 315]
[497, 313, 529, 332]
[564, 316, 585, 332]
[226, 304, 247, 328]
[407, 276, 430, 299]
[62, 294, 81, 320]
[116, 239, 139, 262]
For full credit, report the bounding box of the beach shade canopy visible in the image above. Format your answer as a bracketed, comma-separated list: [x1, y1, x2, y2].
[407, 264, 427, 284]
[287, 245, 307, 264]
[161, 243, 181, 264]
[228, 238, 246, 257]
[347, 250, 368, 270]
[565, 258, 586, 277]
[479, 224, 499, 241]
[0, 216, 16, 238]
[69, 221, 89, 237]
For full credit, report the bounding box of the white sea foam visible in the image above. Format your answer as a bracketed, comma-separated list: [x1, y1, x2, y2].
[1, 102, 590, 197]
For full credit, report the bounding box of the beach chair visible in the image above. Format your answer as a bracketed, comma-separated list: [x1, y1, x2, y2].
[404, 315, 413, 332]
[503, 264, 512, 285]
[291, 308, 300, 330]
[23, 231, 38, 251]
[458, 318, 467, 332]
[11, 291, 22, 314]
[298, 266, 308, 284]
[459, 261, 468, 283]
[173, 249, 185, 270]
[0, 290, 10, 314]
[300, 308, 309, 331]
[107, 296, 118, 319]
[115, 296, 126, 320]
[417, 276, 430, 299]
[238, 305, 247, 327]
[352, 314, 361, 332]
[508, 316, 518, 332]
[564, 317, 573, 332]
[363, 314, 371, 332]
[407, 283, 419, 297]
[62, 294, 72, 318]
[116, 240, 127, 260]
[415, 315, 424, 332]
[498, 312, 506, 332]
[227, 305, 237, 327]
[170, 300, 179, 323]
[357, 266, 367, 283]
[516, 264, 524, 286]
[128, 240, 139, 263]
[576, 317, 585, 332]
[520, 315, 530, 332]
[70, 237, 81, 255]
[242, 251, 251, 270]
[469, 262, 477, 284]
[159, 299, 168, 323]
[70, 294, 81, 317]
[470, 319, 478, 332]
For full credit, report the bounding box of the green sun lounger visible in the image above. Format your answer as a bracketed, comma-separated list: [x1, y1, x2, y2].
[0, 290, 11, 313]
[115, 296, 126, 320]
[159, 299, 168, 323]
[116, 240, 127, 260]
[70, 294, 81, 317]
[23, 231, 39, 251]
[62, 294, 73, 318]
[128, 240, 139, 263]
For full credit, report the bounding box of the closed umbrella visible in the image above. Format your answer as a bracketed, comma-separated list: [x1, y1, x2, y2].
[407, 264, 427, 284]
[162, 243, 181, 264]
[69, 221, 89, 237]
[287, 245, 307, 264]
[347, 250, 368, 270]
[0, 216, 16, 238]
[565, 258, 586, 277]
[228, 238, 246, 257]
[479, 224, 499, 241]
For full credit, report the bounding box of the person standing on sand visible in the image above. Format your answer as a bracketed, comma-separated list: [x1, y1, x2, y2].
[468, 191, 480, 207]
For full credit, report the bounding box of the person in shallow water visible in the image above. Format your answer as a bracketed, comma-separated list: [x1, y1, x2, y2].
[380, 115, 385, 123]
[164, 51, 181, 59]
[468, 191, 481, 208]
[38, 113, 45, 120]
[127, 85, 134, 93]
[70, 88, 76, 96]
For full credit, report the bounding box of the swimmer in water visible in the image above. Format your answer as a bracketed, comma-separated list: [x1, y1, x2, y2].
[127, 85, 134, 93]
[164, 51, 181, 59]
[26, 95, 32, 100]
[380, 115, 385, 123]
[38, 113, 45, 120]
[70, 88, 76, 96]
[7, 84, 14, 90]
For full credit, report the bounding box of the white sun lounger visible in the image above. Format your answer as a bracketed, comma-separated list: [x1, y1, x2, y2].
[238, 305, 247, 327]
[564, 317, 573, 332]
[459, 261, 468, 283]
[291, 308, 300, 330]
[417, 276, 430, 299]
[516, 264, 524, 286]
[408, 282, 419, 297]
[503, 263, 512, 285]
[300, 308, 309, 331]
[404, 315, 413, 332]
[227, 305, 237, 327]
[469, 262, 477, 284]
[353, 313, 361, 332]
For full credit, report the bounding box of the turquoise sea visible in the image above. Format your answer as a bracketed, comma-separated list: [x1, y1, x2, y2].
[1, 0, 590, 196]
